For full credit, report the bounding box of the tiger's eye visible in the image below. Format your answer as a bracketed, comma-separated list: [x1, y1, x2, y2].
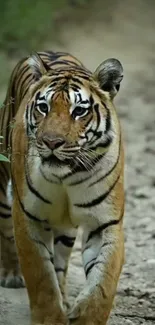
[73, 106, 88, 118]
[37, 103, 49, 114]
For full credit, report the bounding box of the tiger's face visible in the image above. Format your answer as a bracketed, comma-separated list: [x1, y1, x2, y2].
[25, 54, 123, 169]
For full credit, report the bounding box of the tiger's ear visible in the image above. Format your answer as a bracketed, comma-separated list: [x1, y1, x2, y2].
[94, 58, 123, 98]
[28, 52, 50, 81]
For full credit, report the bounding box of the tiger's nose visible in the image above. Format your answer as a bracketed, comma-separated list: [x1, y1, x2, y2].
[43, 137, 65, 150]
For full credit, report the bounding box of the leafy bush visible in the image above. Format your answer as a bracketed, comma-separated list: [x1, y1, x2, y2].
[0, 0, 89, 54]
[0, 0, 66, 54]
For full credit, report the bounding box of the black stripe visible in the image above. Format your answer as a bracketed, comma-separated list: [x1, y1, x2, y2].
[25, 167, 52, 204]
[85, 261, 103, 277]
[11, 170, 51, 224]
[85, 258, 96, 276]
[0, 212, 11, 219]
[50, 60, 70, 66]
[38, 51, 55, 58]
[25, 104, 29, 135]
[12, 173, 47, 223]
[100, 242, 112, 249]
[54, 235, 75, 247]
[65, 60, 80, 67]
[16, 65, 30, 86]
[55, 267, 65, 273]
[77, 92, 82, 102]
[88, 136, 121, 187]
[84, 257, 97, 275]
[67, 153, 105, 186]
[33, 239, 53, 261]
[84, 114, 93, 128]
[49, 76, 64, 84]
[21, 80, 33, 100]
[50, 256, 54, 264]
[48, 82, 57, 88]
[1, 162, 10, 181]
[35, 91, 41, 101]
[39, 167, 61, 184]
[0, 202, 11, 210]
[20, 73, 32, 92]
[101, 101, 111, 133]
[105, 106, 111, 133]
[79, 75, 90, 80]
[94, 103, 100, 129]
[89, 134, 112, 150]
[81, 100, 90, 105]
[74, 173, 120, 208]
[87, 219, 121, 243]
[71, 77, 83, 85]
[19, 198, 46, 222]
[70, 83, 81, 90]
[0, 178, 6, 195]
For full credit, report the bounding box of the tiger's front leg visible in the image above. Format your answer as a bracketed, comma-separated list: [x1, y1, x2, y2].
[68, 221, 124, 325]
[0, 225, 24, 288]
[12, 197, 67, 325]
[54, 228, 77, 310]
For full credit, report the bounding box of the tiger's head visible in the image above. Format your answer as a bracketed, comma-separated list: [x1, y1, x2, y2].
[25, 53, 123, 169]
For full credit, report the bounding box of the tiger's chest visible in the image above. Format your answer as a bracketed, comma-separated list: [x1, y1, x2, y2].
[23, 157, 109, 230]
[23, 168, 72, 228]
[23, 166, 98, 229]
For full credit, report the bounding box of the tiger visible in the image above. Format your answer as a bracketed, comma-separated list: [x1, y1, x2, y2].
[0, 50, 124, 325]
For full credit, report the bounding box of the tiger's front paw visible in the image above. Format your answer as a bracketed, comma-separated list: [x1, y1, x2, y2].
[31, 307, 69, 325]
[68, 303, 106, 325]
[0, 267, 25, 288]
[68, 290, 109, 325]
[68, 297, 93, 325]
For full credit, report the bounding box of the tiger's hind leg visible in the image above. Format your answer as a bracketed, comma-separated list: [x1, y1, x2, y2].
[54, 227, 77, 310]
[0, 227, 25, 288]
[0, 169, 24, 288]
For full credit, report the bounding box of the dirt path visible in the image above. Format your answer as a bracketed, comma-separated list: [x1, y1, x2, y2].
[0, 0, 155, 324]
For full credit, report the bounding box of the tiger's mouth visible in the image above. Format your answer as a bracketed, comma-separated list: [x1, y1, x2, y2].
[41, 152, 73, 166]
[39, 144, 81, 167]
[39, 145, 103, 172]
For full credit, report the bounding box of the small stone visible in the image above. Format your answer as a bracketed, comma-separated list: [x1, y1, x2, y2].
[125, 320, 134, 325]
[147, 259, 155, 265]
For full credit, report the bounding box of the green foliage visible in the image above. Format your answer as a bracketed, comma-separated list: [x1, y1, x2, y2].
[0, 0, 66, 53]
[0, 154, 10, 162]
[0, 53, 12, 87]
[0, 0, 89, 54]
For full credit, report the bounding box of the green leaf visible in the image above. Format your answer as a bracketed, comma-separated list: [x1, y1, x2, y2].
[0, 154, 10, 162]
[0, 136, 4, 138]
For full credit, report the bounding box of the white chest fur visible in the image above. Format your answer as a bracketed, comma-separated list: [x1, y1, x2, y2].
[24, 140, 119, 230]
[23, 158, 72, 228]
